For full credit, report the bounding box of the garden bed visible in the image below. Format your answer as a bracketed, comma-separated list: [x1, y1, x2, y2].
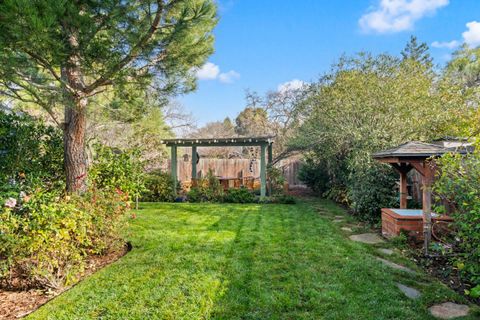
[0, 243, 130, 320]
[408, 247, 480, 306]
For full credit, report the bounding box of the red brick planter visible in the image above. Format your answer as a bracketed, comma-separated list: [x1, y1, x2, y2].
[381, 208, 453, 240]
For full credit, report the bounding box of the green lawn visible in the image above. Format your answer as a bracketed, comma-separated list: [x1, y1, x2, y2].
[29, 200, 478, 319]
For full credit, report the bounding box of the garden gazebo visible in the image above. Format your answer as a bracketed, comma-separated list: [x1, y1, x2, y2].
[161, 136, 274, 197]
[373, 140, 472, 253]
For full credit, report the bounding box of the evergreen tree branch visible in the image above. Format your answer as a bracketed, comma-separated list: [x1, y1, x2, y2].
[84, 0, 169, 93]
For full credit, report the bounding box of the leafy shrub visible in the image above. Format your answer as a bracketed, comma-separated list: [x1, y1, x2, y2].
[0, 188, 128, 290]
[434, 151, 480, 286]
[348, 164, 398, 223]
[0, 113, 134, 291]
[273, 194, 297, 204]
[186, 186, 203, 203]
[267, 165, 285, 196]
[0, 111, 63, 182]
[142, 171, 178, 202]
[187, 170, 224, 202]
[223, 187, 255, 203]
[89, 145, 145, 201]
[0, 111, 64, 202]
[298, 158, 330, 194]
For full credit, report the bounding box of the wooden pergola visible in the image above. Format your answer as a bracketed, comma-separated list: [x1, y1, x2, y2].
[161, 137, 274, 197]
[373, 141, 471, 253]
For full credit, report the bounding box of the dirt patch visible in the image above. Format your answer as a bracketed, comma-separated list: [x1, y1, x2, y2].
[286, 186, 314, 197]
[409, 247, 480, 306]
[0, 243, 131, 320]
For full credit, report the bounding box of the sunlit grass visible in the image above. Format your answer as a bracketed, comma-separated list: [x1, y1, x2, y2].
[29, 200, 478, 319]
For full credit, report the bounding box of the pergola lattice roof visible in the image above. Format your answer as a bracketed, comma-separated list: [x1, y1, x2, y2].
[161, 136, 274, 147]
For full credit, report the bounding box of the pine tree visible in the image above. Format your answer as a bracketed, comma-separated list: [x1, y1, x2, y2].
[0, 0, 217, 192]
[401, 35, 433, 68]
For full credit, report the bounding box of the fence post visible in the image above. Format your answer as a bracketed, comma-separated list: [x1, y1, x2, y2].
[260, 144, 266, 198]
[171, 145, 177, 197]
[191, 146, 197, 186]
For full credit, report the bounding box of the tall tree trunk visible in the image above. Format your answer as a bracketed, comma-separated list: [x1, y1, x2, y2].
[62, 25, 88, 193]
[64, 95, 88, 193]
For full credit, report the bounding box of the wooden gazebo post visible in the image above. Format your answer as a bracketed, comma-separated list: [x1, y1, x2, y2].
[410, 161, 435, 255]
[191, 146, 198, 187]
[267, 143, 273, 196]
[260, 144, 267, 198]
[391, 163, 412, 209]
[171, 145, 177, 196]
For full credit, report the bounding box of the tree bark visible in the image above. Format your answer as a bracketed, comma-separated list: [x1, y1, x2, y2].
[64, 96, 88, 193]
[62, 26, 88, 193]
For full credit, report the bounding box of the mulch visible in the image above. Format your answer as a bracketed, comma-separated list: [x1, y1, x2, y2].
[408, 245, 480, 306]
[0, 243, 130, 320]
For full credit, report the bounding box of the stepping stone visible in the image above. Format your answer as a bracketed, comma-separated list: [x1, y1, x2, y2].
[334, 215, 344, 218]
[349, 233, 385, 244]
[396, 283, 421, 299]
[378, 248, 394, 255]
[376, 257, 415, 274]
[341, 227, 352, 232]
[333, 219, 343, 223]
[429, 302, 469, 319]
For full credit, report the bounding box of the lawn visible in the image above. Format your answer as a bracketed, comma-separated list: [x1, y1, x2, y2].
[29, 200, 478, 319]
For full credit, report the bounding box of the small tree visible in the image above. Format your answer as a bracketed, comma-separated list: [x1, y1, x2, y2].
[401, 35, 433, 68]
[0, 0, 217, 192]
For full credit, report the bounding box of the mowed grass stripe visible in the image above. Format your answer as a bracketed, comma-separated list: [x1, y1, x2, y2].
[28, 201, 477, 320]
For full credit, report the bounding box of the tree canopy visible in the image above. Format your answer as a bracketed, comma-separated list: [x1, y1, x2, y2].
[0, 0, 217, 191]
[290, 50, 470, 219]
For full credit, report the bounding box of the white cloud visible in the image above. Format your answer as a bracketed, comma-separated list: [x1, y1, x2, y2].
[196, 62, 220, 80]
[195, 62, 240, 83]
[462, 21, 480, 48]
[432, 20, 480, 51]
[277, 79, 306, 93]
[219, 70, 240, 83]
[359, 0, 449, 34]
[431, 40, 459, 49]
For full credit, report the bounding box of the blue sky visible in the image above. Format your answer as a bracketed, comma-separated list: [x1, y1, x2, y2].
[180, 0, 480, 126]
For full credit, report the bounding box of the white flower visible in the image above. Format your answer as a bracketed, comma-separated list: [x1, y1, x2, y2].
[4, 197, 17, 208]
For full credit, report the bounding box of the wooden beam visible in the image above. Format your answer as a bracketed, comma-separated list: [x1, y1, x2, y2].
[191, 146, 197, 186]
[268, 144, 273, 164]
[267, 144, 273, 196]
[399, 170, 408, 209]
[388, 163, 413, 209]
[410, 161, 426, 176]
[171, 145, 177, 196]
[422, 165, 435, 255]
[376, 156, 429, 164]
[375, 157, 402, 163]
[410, 160, 436, 255]
[164, 141, 270, 147]
[260, 144, 267, 198]
[390, 163, 413, 174]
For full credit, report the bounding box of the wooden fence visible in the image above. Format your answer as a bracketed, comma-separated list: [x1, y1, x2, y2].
[166, 157, 305, 187]
[177, 158, 259, 181]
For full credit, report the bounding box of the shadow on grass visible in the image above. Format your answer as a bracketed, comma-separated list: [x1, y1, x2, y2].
[27, 201, 479, 320]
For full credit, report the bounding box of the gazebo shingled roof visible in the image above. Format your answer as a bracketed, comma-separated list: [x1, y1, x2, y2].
[373, 141, 471, 160]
